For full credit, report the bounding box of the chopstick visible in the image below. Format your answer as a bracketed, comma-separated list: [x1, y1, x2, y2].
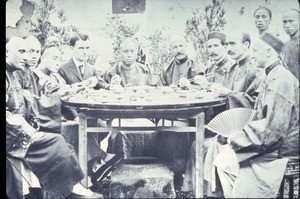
[171, 73, 215, 86]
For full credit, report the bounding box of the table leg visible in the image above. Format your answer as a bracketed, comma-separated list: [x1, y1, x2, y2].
[195, 112, 205, 198]
[78, 113, 88, 187]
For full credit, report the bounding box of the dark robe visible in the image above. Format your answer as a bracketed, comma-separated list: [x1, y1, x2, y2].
[226, 55, 264, 109]
[6, 63, 84, 199]
[206, 56, 237, 88]
[159, 55, 205, 86]
[104, 61, 151, 87]
[281, 36, 300, 81]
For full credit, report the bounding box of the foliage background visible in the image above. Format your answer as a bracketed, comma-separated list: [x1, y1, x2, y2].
[6, 0, 296, 71]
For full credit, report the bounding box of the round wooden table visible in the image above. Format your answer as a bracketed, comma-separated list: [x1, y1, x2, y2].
[62, 86, 227, 198]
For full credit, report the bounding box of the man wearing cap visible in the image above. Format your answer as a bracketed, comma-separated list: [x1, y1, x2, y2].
[183, 32, 299, 198]
[210, 30, 264, 109]
[224, 31, 299, 198]
[281, 9, 299, 81]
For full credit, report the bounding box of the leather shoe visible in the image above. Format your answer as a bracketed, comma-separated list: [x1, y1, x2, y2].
[91, 154, 124, 183]
[66, 191, 103, 199]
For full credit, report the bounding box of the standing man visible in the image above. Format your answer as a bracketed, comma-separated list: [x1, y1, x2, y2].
[253, 6, 272, 35]
[6, 36, 103, 199]
[210, 30, 264, 109]
[281, 9, 299, 81]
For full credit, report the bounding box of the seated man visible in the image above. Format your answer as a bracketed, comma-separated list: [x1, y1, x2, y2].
[6, 36, 103, 199]
[104, 37, 152, 88]
[57, 33, 124, 180]
[32, 45, 123, 183]
[14, 35, 41, 95]
[153, 35, 206, 190]
[32, 46, 95, 109]
[182, 32, 299, 198]
[158, 35, 206, 88]
[197, 31, 238, 124]
[205, 31, 237, 89]
[103, 38, 156, 159]
[209, 30, 264, 109]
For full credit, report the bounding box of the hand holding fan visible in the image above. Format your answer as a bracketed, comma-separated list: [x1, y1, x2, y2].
[205, 108, 257, 137]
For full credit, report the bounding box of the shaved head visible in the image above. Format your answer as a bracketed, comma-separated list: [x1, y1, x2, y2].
[283, 9, 299, 16]
[25, 35, 41, 48]
[118, 38, 139, 67]
[24, 35, 41, 68]
[169, 35, 188, 60]
[42, 46, 61, 59]
[282, 9, 299, 38]
[40, 46, 62, 73]
[169, 35, 187, 47]
[6, 36, 26, 51]
[6, 36, 27, 70]
[119, 38, 139, 51]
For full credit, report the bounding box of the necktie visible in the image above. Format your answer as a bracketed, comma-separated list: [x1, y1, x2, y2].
[78, 65, 84, 77]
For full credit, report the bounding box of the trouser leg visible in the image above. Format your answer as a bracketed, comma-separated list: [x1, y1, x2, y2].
[61, 121, 108, 161]
[23, 132, 84, 199]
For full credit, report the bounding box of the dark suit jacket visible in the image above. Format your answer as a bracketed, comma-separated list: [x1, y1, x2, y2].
[58, 58, 108, 88]
[58, 58, 108, 120]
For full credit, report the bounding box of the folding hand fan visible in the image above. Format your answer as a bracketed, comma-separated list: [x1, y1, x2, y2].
[205, 108, 257, 137]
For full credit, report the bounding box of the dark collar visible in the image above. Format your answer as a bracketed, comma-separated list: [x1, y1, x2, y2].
[6, 63, 17, 73]
[265, 61, 281, 75]
[41, 67, 51, 76]
[237, 56, 249, 66]
[216, 56, 228, 67]
[174, 55, 188, 64]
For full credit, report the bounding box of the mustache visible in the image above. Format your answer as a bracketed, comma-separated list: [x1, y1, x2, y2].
[210, 53, 218, 56]
[175, 52, 185, 56]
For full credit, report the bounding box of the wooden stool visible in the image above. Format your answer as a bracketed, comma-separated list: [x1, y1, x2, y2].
[278, 158, 299, 198]
[110, 157, 176, 198]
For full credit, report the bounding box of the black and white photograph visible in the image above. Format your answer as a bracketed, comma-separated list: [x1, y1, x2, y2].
[6, 0, 299, 198]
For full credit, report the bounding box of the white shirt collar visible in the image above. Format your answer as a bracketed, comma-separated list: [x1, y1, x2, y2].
[72, 57, 85, 68]
[72, 57, 85, 74]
